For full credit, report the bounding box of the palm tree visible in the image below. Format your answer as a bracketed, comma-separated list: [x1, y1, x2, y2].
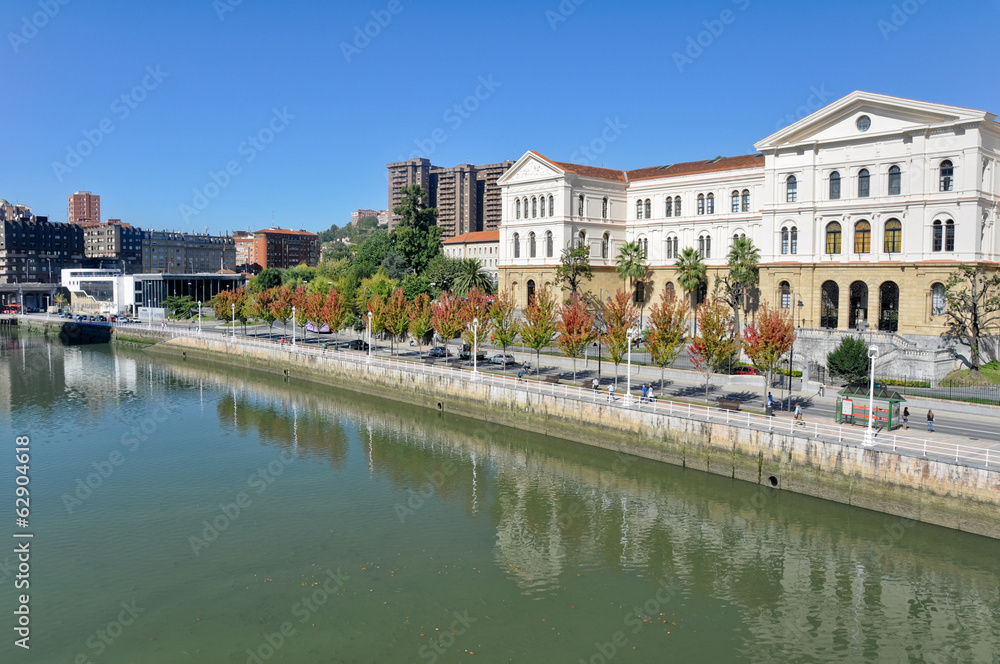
[615, 240, 647, 295]
[675, 247, 706, 333]
[724, 235, 760, 332]
[453, 258, 494, 295]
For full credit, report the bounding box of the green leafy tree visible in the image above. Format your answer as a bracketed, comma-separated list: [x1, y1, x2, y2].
[453, 259, 494, 295]
[688, 298, 740, 396]
[252, 288, 278, 337]
[826, 335, 870, 386]
[380, 249, 412, 281]
[430, 291, 465, 357]
[488, 289, 520, 369]
[716, 235, 760, 334]
[282, 263, 317, 287]
[645, 287, 687, 392]
[615, 240, 648, 295]
[600, 290, 639, 387]
[557, 295, 597, 382]
[355, 229, 394, 279]
[422, 254, 464, 294]
[355, 269, 399, 315]
[392, 185, 441, 274]
[253, 268, 283, 292]
[408, 293, 434, 355]
[381, 287, 412, 355]
[520, 286, 559, 377]
[402, 273, 433, 300]
[743, 302, 796, 404]
[161, 295, 197, 318]
[214, 287, 250, 334]
[555, 244, 593, 297]
[675, 247, 707, 333]
[943, 264, 1000, 378]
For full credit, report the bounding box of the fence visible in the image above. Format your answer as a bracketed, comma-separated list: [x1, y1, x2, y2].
[174, 332, 996, 472]
[878, 374, 1000, 406]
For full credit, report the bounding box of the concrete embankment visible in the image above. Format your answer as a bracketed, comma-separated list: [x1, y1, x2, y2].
[145, 335, 1000, 541]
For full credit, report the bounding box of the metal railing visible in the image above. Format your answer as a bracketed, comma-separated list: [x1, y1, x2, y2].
[185, 333, 996, 472]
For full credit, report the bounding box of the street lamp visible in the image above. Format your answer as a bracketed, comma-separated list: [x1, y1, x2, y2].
[862, 345, 880, 447]
[472, 317, 479, 380]
[292, 305, 296, 347]
[197, 300, 201, 335]
[625, 330, 635, 407]
[367, 310, 373, 363]
[231, 302, 236, 340]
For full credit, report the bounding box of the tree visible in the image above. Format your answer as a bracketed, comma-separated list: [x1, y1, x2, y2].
[943, 264, 1000, 378]
[252, 288, 278, 337]
[520, 286, 558, 377]
[320, 287, 349, 346]
[211, 288, 238, 322]
[291, 286, 324, 342]
[54, 292, 67, 311]
[355, 229, 394, 279]
[459, 287, 494, 352]
[381, 287, 411, 355]
[616, 240, 648, 295]
[408, 293, 434, 355]
[392, 185, 441, 274]
[688, 298, 740, 396]
[253, 268, 283, 292]
[430, 291, 465, 357]
[555, 244, 593, 297]
[600, 290, 639, 388]
[716, 235, 760, 334]
[488, 289, 520, 369]
[826, 335, 870, 386]
[422, 254, 464, 294]
[380, 249, 412, 281]
[453, 259, 494, 295]
[675, 247, 707, 334]
[270, 286, 294, 338]
[282, 263, 317, 286]
[645, 287, 687, 393]
[557, 295, 597, 382]
[743, 302, 796, 404]
[161, 295, 197, 318]
[355, 269, 399, 316]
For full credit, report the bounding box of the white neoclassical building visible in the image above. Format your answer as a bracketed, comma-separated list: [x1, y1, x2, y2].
[497, 91, 1000, 380]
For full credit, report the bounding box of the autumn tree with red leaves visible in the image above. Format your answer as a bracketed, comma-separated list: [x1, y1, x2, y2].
[645, 287, 688, 392]
[600, 290, 639, 387]
[431, 291, 465, 357]
[557, 295, 597, 382]
[742, 302, 796, 404]
[688, 298, 740, 396]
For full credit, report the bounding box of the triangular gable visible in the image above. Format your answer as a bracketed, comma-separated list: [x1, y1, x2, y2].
[755, 91, 994, 150]
[496, 151, 565, 185]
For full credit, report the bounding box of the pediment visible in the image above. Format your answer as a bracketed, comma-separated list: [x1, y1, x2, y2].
[497, 152, 564, 185]
[756, 91, 993, 150]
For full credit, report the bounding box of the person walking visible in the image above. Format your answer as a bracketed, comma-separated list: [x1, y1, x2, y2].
[607, 383, 615, 403]
[927, 409, 934, 432]
[794, 402, 804, 425]
[641, 383, 648, 404]
[902, 407, 909, 430]
[768, 392, 773, 408]
[592, 377, 599, 395]
[517, 368, 524, 384]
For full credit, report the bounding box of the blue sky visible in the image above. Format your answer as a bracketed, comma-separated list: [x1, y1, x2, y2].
[2, 0, 999, 236]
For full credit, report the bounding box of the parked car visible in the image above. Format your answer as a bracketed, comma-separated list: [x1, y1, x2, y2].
[428, 346, 451, 358]
[734, 366, 762, 376]
[489, 353, 516, 366]
[459, 343, 487, 361]
[347, 339, 369, 351]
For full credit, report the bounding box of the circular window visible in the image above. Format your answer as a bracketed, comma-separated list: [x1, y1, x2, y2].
[856, 115, 871, 132]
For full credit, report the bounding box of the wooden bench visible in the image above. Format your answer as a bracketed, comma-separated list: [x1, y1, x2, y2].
[717, 399, 742, 411]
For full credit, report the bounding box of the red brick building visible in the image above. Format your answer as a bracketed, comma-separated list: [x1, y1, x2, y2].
[234, 228, 320, 272]
[68, 191, 100, 225]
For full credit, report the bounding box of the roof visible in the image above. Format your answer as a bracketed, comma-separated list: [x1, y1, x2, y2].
[443, 230, 500, 244]
[838, 386, 907, 402]
[525, 151, 763, 184]
[253, 228, 318, 236]
[531, 152, 627, 182]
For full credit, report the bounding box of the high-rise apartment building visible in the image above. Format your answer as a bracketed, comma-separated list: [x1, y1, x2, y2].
[68, 191, 101, 225]
[386, 158, 513, 239]
[82, 219, 145, 273]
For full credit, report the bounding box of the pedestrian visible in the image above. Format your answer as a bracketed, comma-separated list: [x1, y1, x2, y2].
[608, 383, 615, 403]
[794, 402, 803, 425]
[592, 377, 599, 394]
[517, 368, 523, 383]
[902, 407, 909, 430]
[927, 409, 934, 432]
[641, 383, 648, 403]
[767, 392, 773, 408]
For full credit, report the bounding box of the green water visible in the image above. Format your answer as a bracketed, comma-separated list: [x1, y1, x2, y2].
[1, 332, 998, 663]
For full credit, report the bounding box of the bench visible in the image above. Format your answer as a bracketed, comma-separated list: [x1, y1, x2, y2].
[717, 399, 742, 411]
[543, 376, 561, 384]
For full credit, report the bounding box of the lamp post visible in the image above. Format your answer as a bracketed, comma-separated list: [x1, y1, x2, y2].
[472, 317, 479, 380]
[862, 345, 880, 447]
[625, 330, 634, 407]
[596, 288, 610, 379]
[292, 305, 296, 347]
[197, 300, 201, 335]
[367, 310, 373, 363]
[231, 302, 236, 340]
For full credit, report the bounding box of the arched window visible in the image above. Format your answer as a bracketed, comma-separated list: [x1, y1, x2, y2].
[527, 279, 536, 306]
[697, 194, 705, 215]
[665, 197, 673, 217]
[879, 281, 899, 332]
[858, 169, 870, 197]
[515, 199, 521, 219]
[639, 237, 648, 258]
[539, 197, 545, 218]
[528, 231, 536, 258]
[781, 227, 789, 254]
[741, 189, 750, 212]
[931, 282, 946, 316]
[884, 219, 901, 253]
[849, 281, 869, 329]
[665, 282, 675, 301]
[578, 230, 587, 249]
[636, 199, 643, 220]
[825, 222, 842, 254]
[513, 233, 520, 259]
[790, 227, 798, 254]
[578, 195, 584, 216]
[940, 160, 954, 191]
[545, 230, 553, 258]
[888, 165, 901, 195]
[821, 281, 839, 328]
[644, 199, 651, 218]
[854, 221, 871, 254]
[601, 232, 609, 259]
[634, 280, 645, 304]
[523, 198, 528, 219]
[932, 220, 943, 251]
[549, 195, 554, 217]
[698, 234, 711, 259]
[946, 219, 955, 251]
[786, 175, 797, 203]
[706, 193, 714, 214]
[532, 197, 537, 218]
[780, 281, 791, 309]
[731, 190, 740, 213]
[671, 236, 678, 258]
[674, 196, 682, 216]
[829, 171, 841, 199]
[602, 198, 608, 219]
